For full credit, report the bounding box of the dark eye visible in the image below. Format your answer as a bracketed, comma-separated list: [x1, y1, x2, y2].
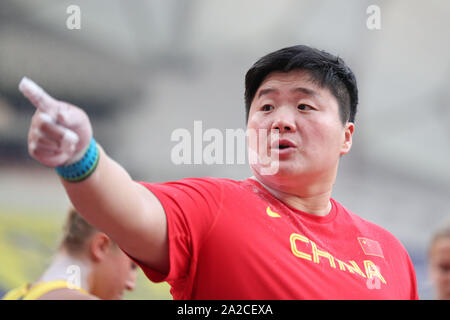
[439, 264, 450, 273]
[261, 104, 274, 111]
[298, 104, 312, 111]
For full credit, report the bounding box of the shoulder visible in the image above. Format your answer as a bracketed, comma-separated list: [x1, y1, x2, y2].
[137, 176, 243, 193]
[332, 200, 418, 298]
[37, 288, 99, 300]
[333, 199, 408, 252]
[167, 177, 240, 187]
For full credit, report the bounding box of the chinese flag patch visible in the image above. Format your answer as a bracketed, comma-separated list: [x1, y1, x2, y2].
[358, 237, 384, 258]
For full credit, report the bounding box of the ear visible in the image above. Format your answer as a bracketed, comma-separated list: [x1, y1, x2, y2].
[340, 122, 354, 156]
[89, 233, 112, 262]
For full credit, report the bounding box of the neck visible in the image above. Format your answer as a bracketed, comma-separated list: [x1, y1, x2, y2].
[37, 249, 92, 292]
[250, 175, 333, 216]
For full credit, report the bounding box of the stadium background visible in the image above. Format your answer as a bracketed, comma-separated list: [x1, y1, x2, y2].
[0, 0, 449, 299]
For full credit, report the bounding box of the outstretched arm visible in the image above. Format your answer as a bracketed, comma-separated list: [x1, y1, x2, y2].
[21, 78, 169, 274]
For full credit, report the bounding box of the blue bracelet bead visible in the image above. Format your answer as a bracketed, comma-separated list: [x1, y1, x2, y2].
[55, 137, 99, 182]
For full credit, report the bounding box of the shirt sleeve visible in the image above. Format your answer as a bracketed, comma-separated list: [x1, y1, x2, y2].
[131, 177, 226, 285]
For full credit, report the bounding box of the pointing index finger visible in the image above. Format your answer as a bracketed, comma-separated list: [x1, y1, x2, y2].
[19, 77, 59, 119]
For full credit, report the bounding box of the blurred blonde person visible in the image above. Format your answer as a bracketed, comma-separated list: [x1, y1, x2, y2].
[429, 219, 450, 300]
[2, 208, 137, 300]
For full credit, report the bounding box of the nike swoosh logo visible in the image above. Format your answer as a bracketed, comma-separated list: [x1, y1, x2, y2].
[266, 206, 281, 218]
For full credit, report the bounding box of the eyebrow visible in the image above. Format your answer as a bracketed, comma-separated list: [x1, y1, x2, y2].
[257, 87, 319, 99]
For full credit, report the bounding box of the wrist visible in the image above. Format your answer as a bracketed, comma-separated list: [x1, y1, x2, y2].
[56, 137, 99, 182]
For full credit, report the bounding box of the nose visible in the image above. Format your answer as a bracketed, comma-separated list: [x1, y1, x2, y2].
[271, 107, 296, 133]
[125, 268, 138, 291]
[125, 278, 136, 291]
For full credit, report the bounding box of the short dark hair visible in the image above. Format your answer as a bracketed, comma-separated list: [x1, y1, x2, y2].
[244, 45, 358, 124]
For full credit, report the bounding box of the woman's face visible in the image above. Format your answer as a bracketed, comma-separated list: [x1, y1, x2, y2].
[429, 237, 450, 299]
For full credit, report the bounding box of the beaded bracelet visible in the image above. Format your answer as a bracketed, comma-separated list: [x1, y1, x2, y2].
[55, 137, 99, 182]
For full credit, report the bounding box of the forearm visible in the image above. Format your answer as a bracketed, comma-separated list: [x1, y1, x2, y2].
[61, 145, 169, 272]
[60, 145, 148, 243]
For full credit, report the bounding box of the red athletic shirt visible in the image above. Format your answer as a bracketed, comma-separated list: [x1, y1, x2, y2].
[133, 177, 418, 300]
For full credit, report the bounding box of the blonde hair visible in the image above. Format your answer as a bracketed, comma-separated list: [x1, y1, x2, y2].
[429, 219, 450, 256]
[60, 207, 98, 254]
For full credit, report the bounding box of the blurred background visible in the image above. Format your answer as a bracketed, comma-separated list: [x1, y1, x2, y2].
[0, 0, 449, 299]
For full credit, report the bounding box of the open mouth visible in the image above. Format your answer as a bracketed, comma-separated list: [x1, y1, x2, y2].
[272, 139, 297, 150]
